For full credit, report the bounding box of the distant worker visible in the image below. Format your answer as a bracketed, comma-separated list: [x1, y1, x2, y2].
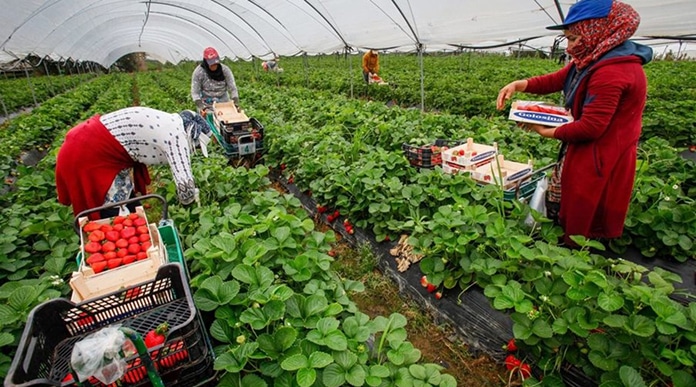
[56, 107, 211, 219]
[362, 49, 380, 84]
[262, 56, 283, 73]
[191, 47, 240, 116]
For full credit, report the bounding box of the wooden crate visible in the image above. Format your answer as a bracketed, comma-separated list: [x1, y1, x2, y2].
[442, 138, 497, 168]
[213, 101, 249, 125]
[69, 208, 167, 302]
[471, 155, 534, 189]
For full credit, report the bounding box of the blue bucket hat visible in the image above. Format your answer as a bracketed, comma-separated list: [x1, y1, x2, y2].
[547, 0, 613, 30]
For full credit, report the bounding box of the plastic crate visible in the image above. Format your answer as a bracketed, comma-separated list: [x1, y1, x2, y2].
[402, 139, 464, 169]
[5, 264, 214, 387]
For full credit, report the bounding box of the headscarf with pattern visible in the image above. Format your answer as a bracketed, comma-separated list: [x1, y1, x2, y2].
[179, 110, 211, 157]
[566, 1, 640, 70]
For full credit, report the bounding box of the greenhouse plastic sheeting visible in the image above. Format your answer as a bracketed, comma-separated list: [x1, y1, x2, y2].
[1, 0, 695, 67]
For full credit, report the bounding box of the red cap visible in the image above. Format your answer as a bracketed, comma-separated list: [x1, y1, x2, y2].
[203, 47, 220, 65]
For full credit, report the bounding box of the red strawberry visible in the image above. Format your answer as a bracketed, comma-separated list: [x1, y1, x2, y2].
[121, 227, 137, 239]
[127, 244, 141, 254]
[506, 338, 518, 352]
[435, 291, 443, 299]
[113, 215, 126, 225]
[136, 252, 149, 260]
[133, 217, 147, 227]
[91, 261, 107, 274]
[105, 230, 120, 242]
[84, 241, 102, 254]
[116, 238, 129, 249]
[139, 233, 151, 242]
[426, 283, 437, 293]
[505, 355, 521, 371]
[145, 322, 169, 349]
[86, 253, 105, 265]
[519, 363, 531, 379]
[101, 241, 116, 253]
[420, 276, 429, 288]
[87, 230, 104, 242]
[99, 224, 113, 233]
[122, 255, 137, 265]
[117, 248, 129, 258]
[136, 225, 149, 235]
[107, 258, 122, 269]
[83, 222, 101, 232]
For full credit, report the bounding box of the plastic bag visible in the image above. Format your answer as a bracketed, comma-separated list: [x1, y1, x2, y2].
[524, 176, 548, 229]
[71, 325, 128, 384]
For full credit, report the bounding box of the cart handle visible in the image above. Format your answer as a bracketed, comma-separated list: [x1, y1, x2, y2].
[73, 194, 168, 235]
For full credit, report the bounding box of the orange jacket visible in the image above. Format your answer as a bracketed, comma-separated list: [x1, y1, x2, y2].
[362, 51, 379, 74]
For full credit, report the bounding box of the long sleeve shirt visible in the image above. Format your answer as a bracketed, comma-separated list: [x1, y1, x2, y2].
[190, 64, 239, 107]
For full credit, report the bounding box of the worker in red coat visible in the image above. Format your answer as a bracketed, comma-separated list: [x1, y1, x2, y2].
[496, 0, 652, 246]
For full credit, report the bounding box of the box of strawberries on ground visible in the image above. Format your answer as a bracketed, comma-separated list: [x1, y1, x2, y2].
[69, 207, 167, 302]
[508, 100, 573, 127]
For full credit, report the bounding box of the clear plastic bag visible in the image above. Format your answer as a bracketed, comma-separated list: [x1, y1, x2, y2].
[71, 325, 128, 384]
[524, 176, 548, 229]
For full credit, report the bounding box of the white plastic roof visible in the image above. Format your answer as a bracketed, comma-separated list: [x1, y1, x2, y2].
[1, 0, 694, 67]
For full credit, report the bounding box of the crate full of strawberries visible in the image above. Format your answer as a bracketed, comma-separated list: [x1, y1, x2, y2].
[508, 100, 573, 127]
[69, 206, 167, 302]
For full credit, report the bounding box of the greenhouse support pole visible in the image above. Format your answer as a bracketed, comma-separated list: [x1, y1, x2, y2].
[303, 52, 309, 88]
[57, 61, 66, 92]
[418, 43, 425, 111]
[23, 65, 38, 107]
[42, 59, 56, 96]
[346, 46, 354, 99]
[0, 94, 8, 118]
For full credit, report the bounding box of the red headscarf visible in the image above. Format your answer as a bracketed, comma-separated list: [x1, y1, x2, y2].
[567, 1, 640, 70]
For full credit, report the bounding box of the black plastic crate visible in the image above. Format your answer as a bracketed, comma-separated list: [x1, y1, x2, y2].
[402, 139, 464, 168]
[221, 117, 264, 147]
[5, 264, 213, 387]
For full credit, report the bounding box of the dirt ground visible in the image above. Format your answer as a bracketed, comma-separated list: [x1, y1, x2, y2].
[330, 241, 512, 387]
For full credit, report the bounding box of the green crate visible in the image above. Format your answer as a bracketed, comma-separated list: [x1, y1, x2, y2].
[502, 163, 556, 202]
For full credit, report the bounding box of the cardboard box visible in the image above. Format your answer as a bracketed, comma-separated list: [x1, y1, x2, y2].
[442, 138, 497, 168]
[509, 100, 573, 127]
[471, 155, 534, 189]
[70, 208, 167, 302]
